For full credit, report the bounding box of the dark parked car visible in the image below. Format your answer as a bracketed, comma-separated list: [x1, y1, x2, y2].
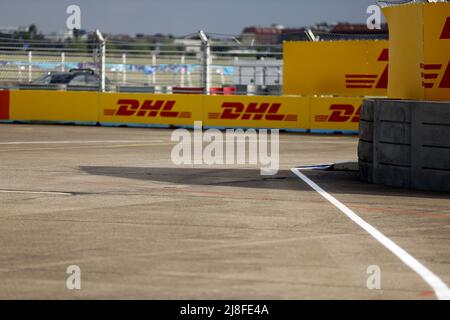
[33, 69, 111, 90]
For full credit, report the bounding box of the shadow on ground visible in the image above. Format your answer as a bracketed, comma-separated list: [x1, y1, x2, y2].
[80, 166, 450, 200]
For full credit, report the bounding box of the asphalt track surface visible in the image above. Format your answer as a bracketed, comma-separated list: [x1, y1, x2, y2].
[0, 123, 449, 299]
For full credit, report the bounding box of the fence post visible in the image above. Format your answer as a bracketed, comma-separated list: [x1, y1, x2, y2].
[18, 65, 23, 82]
[238, 66, 242, 84]
[122, 53, 127, 85]
[199, 30, 211, 94]
[61, 52, 65, 72]
[28, 51, 32, 82]
[95, 30, 106, 92]
[262, 66, 267, 86]
[234, 56, 240, 84]
[277, 67, 281, 85]
[180, 55, 185, 86]
[152, 54, 156, 85]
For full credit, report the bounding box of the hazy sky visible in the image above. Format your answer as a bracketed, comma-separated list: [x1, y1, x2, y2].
[0, 0, 380, 36]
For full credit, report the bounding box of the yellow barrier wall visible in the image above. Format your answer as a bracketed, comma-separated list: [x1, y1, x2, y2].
[383, 2, 450, 101]
[203, 95, 310, 130]
[283, 41, 389, 97]
[6, 89, 362, 133]
[9, 90, 98, 123]
[423, 4, 450, 100]
[98, 92, 203, 126]
[310, 97, 363, 133]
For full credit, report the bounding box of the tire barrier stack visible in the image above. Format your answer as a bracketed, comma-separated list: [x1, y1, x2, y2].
[359, 99, 450, 192]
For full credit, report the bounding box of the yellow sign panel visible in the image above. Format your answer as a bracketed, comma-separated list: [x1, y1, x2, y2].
[310, 97, 363, 133]
[9, 90, 98, 123]
[383, 2, 450, 101]
[7, 90, 367, 133]
[99, 93, 203, 126]
[423, 3, 450, 100]
[203, 95, 310, 130]
[283, 40, 389, 97]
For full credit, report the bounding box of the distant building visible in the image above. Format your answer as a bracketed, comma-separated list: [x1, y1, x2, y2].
[241, 22, 388, 44]
[173, 38, 202, 53]
[331, 22, 388, 34]
[46, 29, 88, 42]
[0, 26, 29, 34]
[241, 24, 285, 45]
[109, 34, 132, 41]
[280, 28, 307, 42]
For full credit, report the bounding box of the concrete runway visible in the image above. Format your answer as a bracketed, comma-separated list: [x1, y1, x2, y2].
[0, 123, 449, 299]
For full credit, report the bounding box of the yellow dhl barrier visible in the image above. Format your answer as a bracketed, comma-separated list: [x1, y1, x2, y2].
[2, 89, 361, 133]
[310, 97, 363, 133]
[283, 40, 389, 97]
[383, 2, 450, 101]
[99, 92, 203, 127]
[9, 90, 98, 123]
[202, 95, 310, 130]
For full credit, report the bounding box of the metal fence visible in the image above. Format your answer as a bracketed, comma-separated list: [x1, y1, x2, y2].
[0, 34, 283, 95]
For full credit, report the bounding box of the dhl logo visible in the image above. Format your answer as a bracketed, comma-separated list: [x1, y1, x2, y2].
[208, 102, 297, 122]
[104, 99, 191, 118]
[315, 104, 361, 123]
[420, 17, 450, 89]
[345, 49, 388, 89]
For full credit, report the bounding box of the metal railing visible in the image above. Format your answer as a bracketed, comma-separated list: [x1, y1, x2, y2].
[0, 33, 283, 95]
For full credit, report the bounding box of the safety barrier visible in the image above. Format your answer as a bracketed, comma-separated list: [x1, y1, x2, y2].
[99, 93, 203, 128]
[0, 89, 363, 133]
[3, 90, 98, 124]
[283, 40, 389, 97]
[310, 97, 362, 133]
[202, 95, 310, 131]
[383, 2, 450, 101]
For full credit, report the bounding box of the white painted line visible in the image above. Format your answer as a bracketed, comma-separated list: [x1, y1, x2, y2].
[291, 167, 450, 300]
[0, 189, 72, 196]
[0, 140, 164, 145]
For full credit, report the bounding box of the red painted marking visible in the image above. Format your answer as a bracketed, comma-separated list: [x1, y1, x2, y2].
[265, 103, 284, 121]
[159, 101, 179, 118]
[178, 112, 191, 119]
[208, 113, 220, 119]
[284, 115, 297, 121]
[136, 100, 164, 117]
[346, 80, 376, 84]
[375, 65, 389, 89]
[439, 62, 450, 88]
[0, 90, 10, 120]
[346, 85, 373, 89]
[103, 109, 116, 116]
[421, 73, 438, 79]
[378, 48, 389, 61]
[328, 104, 354, 122]
[440, 17, 450, 39]
[221, 102, 244, 120]
[345, 74, 378, 78]
[116, 99, 140, 116]
[420, 64, 442, 70]
[422, 82, 434, 89]
[315, 115, 328, 122]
